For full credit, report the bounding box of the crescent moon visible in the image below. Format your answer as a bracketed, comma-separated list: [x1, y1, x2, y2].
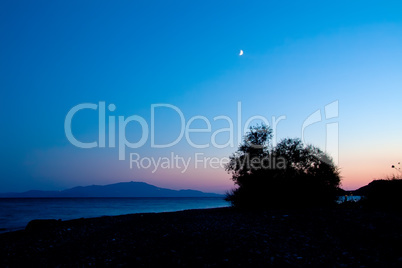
[239, 50, 243, 56]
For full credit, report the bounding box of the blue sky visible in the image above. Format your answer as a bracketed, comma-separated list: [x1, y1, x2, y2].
[1, 0, 402, 193]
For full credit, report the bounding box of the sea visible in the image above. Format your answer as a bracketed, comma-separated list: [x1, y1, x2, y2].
[0, 197, 229, 233]
[337, 195, 362, 203]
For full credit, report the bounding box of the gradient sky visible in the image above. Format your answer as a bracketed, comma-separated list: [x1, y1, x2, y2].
[1, 0, 402, 193]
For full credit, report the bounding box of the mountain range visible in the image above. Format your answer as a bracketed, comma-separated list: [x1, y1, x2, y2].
[0, 181, 224, 198]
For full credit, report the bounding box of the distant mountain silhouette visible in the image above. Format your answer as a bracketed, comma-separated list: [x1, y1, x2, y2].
[350, 179, 402, 196]
[0, 181, 223, 198]
[349, 179, 402, 209]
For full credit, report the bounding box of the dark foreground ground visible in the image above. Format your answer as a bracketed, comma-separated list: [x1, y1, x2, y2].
[1, 207, 401, 267]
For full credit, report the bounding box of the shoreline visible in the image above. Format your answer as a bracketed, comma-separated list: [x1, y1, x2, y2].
[1, 207, 402, 266]
[0, 206, 230, 234]
[0, 197, 229, 234]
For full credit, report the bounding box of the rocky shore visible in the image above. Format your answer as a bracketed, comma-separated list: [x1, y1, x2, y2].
[1, 207, 401, 267]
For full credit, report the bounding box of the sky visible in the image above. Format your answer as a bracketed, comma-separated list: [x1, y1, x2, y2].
[1, 0, 402, 193]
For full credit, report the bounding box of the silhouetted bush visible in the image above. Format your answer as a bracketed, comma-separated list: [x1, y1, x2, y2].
[225, 124, 341, 209]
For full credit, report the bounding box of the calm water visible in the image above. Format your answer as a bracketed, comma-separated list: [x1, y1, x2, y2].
[0, 197, 229, 233]
[337, 195, 362, 203]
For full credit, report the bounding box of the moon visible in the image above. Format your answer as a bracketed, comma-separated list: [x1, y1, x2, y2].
[239, 50, 243, 56]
